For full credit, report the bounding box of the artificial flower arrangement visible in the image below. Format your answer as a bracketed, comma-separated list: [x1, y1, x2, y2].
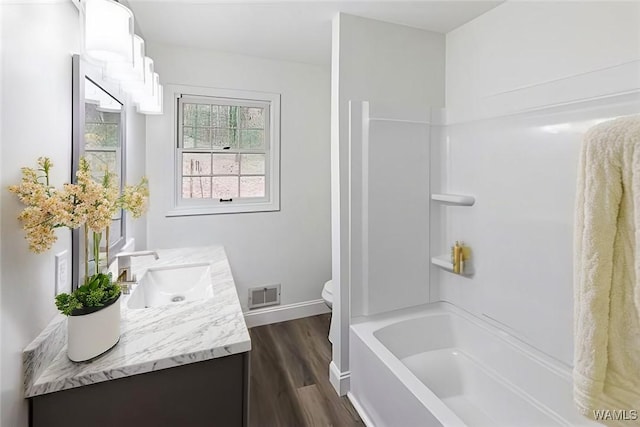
[9, 157, 148, 315]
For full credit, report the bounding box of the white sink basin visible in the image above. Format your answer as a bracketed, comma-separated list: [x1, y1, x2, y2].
[127, 263, 213, 309]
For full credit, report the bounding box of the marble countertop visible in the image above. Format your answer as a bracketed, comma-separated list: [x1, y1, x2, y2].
[23, 246, 251, 398]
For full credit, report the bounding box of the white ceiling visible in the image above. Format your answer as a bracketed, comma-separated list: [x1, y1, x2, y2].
[128, 1, 502, 66]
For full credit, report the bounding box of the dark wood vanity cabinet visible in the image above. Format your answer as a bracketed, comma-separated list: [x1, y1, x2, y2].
[29, 352, 250, 427]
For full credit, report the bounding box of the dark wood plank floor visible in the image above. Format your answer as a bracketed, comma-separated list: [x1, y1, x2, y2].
[249, 314, 364, 427]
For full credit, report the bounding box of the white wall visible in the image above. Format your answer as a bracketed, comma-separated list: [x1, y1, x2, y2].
[446, 1, 640, 123]
[0, 4, 147, 426]
[144, 43, 331, 312]
[336, 13, 445, 122]
[1, 4, 78, 425]
[441, 1, 640, 365]
[331, 12, 445, 393]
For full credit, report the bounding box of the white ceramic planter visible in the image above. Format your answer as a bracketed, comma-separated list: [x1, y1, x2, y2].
[67, 295, 121, 362]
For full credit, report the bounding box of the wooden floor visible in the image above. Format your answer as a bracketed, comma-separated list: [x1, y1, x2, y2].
[249, 314, 364, 427]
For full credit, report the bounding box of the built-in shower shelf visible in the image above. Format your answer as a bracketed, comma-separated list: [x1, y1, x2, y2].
[431, 193, 475, 206]
[431, 254, 473, 276]
[431, 254, 454, 271]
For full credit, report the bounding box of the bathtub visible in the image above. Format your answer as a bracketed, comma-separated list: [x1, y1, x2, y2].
[349, 302, 596, 427]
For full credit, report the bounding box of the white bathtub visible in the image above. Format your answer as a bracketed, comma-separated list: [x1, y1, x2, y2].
[349, 302, 596, 427]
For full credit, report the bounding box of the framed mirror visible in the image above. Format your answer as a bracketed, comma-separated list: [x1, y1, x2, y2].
[72, 54, 127, 289]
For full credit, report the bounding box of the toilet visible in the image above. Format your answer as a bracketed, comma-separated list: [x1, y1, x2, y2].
[321, 280, 336, 343]
[321, 279, 333, 308]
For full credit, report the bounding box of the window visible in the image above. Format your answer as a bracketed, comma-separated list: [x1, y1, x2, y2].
[169, 88, 280, 216]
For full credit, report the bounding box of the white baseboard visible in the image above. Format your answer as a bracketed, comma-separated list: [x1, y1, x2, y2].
[347, 391, 375, 427]
[244, 299, 330, 328]
[329, 361, 351, 396]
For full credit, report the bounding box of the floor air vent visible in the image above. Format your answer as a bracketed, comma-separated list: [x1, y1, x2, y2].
[248, 284, 281, 309]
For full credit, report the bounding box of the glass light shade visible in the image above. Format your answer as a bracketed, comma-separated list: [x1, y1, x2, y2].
[98, 96, 123, 113]
[131, 57, 155, 103]
[137, 85, 163, 115]
[83, 0, 134, 63]
[136, 74, 163, 115]
[85, 78, 122, 112]
[105, 35, 145, 84]
[84, 79, 103, 105]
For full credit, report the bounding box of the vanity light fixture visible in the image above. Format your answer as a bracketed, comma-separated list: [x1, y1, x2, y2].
[82, 0, 134, 64]
[136, 74, 163, 115]
[78, 0, 162, 115]
[85, 79, 121, 112]
[105, 34, 146, 85]
[131, 57, 155, 103]
[83, 79, 102, 105]
[98, 98, 123, 113]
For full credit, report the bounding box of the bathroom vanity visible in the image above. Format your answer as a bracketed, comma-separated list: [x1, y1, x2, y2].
[23, 246, 251, 427]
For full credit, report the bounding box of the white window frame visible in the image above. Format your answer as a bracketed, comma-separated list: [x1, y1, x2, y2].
[166, 85, 281, 216]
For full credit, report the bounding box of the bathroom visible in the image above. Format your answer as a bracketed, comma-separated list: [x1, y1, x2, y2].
[1, 0, 639, 426]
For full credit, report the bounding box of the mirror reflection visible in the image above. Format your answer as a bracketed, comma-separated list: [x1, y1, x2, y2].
[72, 60, 127, 288]
[83, 78, 124, 248]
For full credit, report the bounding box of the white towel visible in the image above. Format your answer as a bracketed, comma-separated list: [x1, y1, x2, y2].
[574, 115, 640, 424]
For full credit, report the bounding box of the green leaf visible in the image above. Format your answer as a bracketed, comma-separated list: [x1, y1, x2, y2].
[55, 272, 119, 315]
[55, 293, 83, 316]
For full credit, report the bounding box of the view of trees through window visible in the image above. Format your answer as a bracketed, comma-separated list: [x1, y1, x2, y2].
[84, 102, 120, 183]
[180, 100, 268, 200]
[83, 97, 122, 244]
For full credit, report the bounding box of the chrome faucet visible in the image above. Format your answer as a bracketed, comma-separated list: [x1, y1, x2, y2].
[115, 250, 159, 294]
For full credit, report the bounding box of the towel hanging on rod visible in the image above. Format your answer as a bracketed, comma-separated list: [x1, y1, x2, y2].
[573, 114, 640, 422]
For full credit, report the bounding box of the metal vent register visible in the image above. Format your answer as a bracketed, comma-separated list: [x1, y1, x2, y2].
[248, 284, 281, 309]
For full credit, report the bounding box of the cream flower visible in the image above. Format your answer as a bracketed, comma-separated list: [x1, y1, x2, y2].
[8, 158, 66, 253]
[9, 157, 150, 254]
[120, 177, 149, 219]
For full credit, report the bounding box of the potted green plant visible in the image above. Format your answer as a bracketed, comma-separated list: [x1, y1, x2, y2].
[9, 157, 148, 362]
[55, 273, 122, 361]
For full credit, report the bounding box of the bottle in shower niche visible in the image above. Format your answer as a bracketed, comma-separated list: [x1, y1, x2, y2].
[453, 241, 461, 274]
